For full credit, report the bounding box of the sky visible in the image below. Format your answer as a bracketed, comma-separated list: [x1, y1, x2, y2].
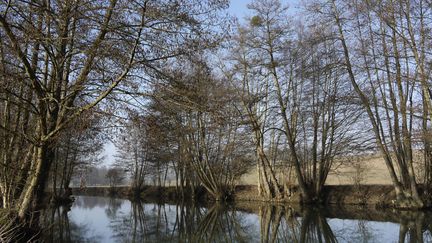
[228, 0, 300, 20]
[101, 0, 299, 167]
[228, 0, 252, 17]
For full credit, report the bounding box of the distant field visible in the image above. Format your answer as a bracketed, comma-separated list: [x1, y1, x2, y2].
[325, 155, 392, 185]
[238, 154, 424, 186]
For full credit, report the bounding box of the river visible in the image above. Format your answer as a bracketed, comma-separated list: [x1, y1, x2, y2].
[39, 195, 432, 242]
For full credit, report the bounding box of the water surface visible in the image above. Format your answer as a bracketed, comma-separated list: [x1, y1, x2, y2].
[40, 196, 432, 242]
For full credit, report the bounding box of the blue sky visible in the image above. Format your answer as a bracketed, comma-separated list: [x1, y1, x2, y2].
[228, 0, 251, 17]
[228, 0, 300, 20]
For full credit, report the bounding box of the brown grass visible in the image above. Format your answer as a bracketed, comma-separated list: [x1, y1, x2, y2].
[239, 154, 396, 186]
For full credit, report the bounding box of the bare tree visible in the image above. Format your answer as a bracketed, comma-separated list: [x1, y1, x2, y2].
[50, 110, 105, 202]
[0, 0, 229, 220]
[142, 59, 254, 201]
[106, 167, 125, 188]
[115, 113, 154, 195]
[225, 0, 363, 202]
[308, 0, 432, 208]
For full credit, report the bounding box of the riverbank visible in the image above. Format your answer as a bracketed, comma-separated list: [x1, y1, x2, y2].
[72, 184, 399, 208]
[232, 184, 397, 206]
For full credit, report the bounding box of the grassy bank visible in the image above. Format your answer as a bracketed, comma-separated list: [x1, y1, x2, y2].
[232, 185, 396, 207]
[72, 184, 400, 207]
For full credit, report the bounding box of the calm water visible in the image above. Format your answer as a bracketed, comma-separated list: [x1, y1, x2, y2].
[40, 196, 432, 243]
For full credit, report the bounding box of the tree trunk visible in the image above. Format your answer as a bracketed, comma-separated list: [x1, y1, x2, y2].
[18, 143, 54, 220]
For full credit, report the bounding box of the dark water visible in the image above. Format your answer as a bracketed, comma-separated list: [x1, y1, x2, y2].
[40, 196, 432, 243]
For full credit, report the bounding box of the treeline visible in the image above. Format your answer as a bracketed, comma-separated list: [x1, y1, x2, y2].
[0, 0, 228, 223]
[1, 0, 432, 226]
[114, 0, 432, 209]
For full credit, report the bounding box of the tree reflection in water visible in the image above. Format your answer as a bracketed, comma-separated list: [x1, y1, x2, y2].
[40, 205, 102, 242]
[105, 197, 123, 220]
[108, 201, 256, 242]
[37, 196, 432, 242]
[398, 210, 432, 243]
[259, 206, 337, 243]
[267, 206, 432, 243]
[191, 203, 256, 242]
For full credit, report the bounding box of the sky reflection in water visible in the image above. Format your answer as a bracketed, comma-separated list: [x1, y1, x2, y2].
[41, 196, 432, 243]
